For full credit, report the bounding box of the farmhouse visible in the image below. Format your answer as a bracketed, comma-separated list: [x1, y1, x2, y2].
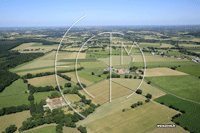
[43, 97, 66, 110]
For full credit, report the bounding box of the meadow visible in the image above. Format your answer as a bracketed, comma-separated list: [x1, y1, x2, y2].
[27, 75, 68, 87]
[79, 80, 133, 104]
[131, 61, 198, 68]
[80, 61, 107, 68]
[71, 71, 104, 83]
[78, 101, 181, 133]
[98, 55, 131, 66]
[0, 79, 28, 97]
[25, 125, 56, 133]
[65, 94, 81, 102]
[62, 72, 93, 86]
[145, 75, 200, 102]
[143, 68, 188, 77]
[176, 66, 200, 77]
[0, 91, 54, 109]
[112, 78, 166, 99]
[154, 94, 200, 133]
[0, 111, 31, 133]
[12, 42, 37, 51]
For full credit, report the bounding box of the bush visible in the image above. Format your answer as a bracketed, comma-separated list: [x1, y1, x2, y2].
[137, 101, 143, 105]
[145, 98, 150, 102]
[91, 72, 95, 75]
[5, 125, 17, 133]
[139, 76, 143, 79]
[103, 71, 109, 74]
[145, 93, 152, 99]
[131, 103, 137, 108]
[122, 109, 125, 112]
[124, 75, 128, 78]
[98, 75, 101, 77]
[78, 125, 87, 133]
[129, 75, 132, 78]
[136, 89, 142, 94]
[64, 82, 71, 88]
[134, 76, 137, 79]
[147, 81, 151, 84]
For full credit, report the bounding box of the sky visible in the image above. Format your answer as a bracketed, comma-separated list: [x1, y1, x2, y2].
[0, 0, 200, 27]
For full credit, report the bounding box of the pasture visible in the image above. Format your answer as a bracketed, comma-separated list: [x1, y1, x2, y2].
[145, 75, 200, 102]
[112, 78, 166, 99]
[27, 75, 67, 87]
[25, 125, 56, 133]
[131, 61, 197, 68]
[176, 66, 200, 77]
[80, 61, 107, 68]
[62, 72, 93, 86]
[138, 42, 173, 48]
[154, 94, 200, 133]
[131, 54, 188, 62]
[98, 55, 131, 66]
[16, 64, 77, 75]
[78, 101, 180, 133]
[0, 79, 28, 97]
[143, 68, 188, 77]
[66, 94, 81, 102]
[0, 111, 31, 133]
[79, 80, 133, 104]
[71, 71, 104, 83]
[0, 91, 54, 109]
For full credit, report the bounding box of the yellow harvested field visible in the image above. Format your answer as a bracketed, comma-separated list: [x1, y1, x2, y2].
[79, 80, 133, 104]
[66, 94, 81, 102]
[27, 75, 67, 87]
[62, 73, 93, 86]
[131, 55, 188, 62]
[0, 111, 31, 133]
[12, 42, 36, 51]
[77, 94, 146, 127]
[80, 101, 180, 133]
[66, 52, 86, 59]
[143, 68, 189, 77]
[112, 78, 166, 99]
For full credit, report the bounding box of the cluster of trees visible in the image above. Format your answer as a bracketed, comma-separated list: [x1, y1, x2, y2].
[48, 92, 61, 99]
[78, 125, 87, 133]
[0, 51, 44, 70]
[0, 104, 30, 116]
[145, 93, 152, 99]
[58, 73, 71, 81]
[0, 70, 20, 92]
[64, 82, 72, 88]
[2, 125, 17, 133]
[124, 75, 132, 78]
[130, 66, 138, 72]
[76, 82, 86, 88]
[22, 67, 84, 80]
[28, 84, 55, 93]
[131, 101, 143, 108]
[107, 74, 120, 79]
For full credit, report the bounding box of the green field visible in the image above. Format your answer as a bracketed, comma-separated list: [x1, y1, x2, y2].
[88, 49, 122, 55]
[0, 79, 28, 97]
[27, 126, 56, 133]
[0, 91, 54, 109]
[145, 75, 200, 102]
[154, 94, 200, 133]
[80, 62, 107, 68]
[176, 66, 200, 77]
[71, 71, 104, 83]
[112, 78, 166, 99]
[78, 101, 180, 133]
[98, 55, 131, 66]
[131, 61, 198, 68]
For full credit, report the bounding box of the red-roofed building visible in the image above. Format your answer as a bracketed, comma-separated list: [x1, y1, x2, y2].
[43, 97, 66, 110]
